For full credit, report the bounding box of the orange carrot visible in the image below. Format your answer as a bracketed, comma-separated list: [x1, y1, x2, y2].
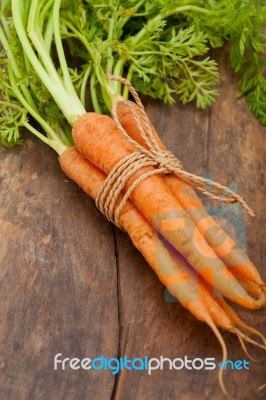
[71, 113, 264, 309]
[116, 100, 264, 287]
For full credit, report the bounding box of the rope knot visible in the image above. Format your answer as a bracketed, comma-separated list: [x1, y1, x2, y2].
[148, 149, 183, 172]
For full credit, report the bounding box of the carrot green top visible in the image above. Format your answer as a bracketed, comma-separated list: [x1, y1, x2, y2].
[0, 0, 265, 150]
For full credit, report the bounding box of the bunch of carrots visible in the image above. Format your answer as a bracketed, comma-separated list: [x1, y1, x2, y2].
[63, 100, 266, 395]
[0, 0, 265, 396]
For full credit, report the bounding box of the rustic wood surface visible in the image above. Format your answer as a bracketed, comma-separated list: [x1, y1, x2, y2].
[0, 47, 265, 400]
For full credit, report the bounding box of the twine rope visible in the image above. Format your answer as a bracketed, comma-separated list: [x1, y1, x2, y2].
[95, 75, 255, 228]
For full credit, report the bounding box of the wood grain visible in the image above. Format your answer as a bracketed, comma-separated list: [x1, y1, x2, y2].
[0, 47, 265, 400]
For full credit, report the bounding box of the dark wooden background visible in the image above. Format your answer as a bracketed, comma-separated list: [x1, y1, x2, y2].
[0, 47, 265, 400]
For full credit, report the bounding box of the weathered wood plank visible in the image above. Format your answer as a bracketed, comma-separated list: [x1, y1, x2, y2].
[0, 140, 119, 399]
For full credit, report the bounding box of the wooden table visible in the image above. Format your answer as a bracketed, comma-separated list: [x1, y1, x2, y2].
[0, 47, 265, 400]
